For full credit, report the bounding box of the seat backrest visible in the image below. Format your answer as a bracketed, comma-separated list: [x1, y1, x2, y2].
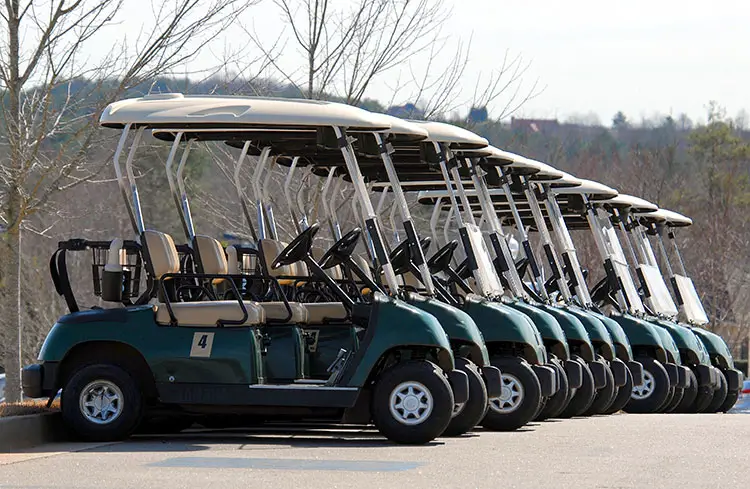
[143, 230, 180, 279]
[194, 235, 229, 275]
[260, 239, 302, 277]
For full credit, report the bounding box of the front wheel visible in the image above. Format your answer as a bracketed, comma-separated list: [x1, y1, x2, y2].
[662, 387, 684, 413]
[703, 371, 728, 413]
[442, 357, 488, 436]
[536, 359, 569, 420]
[602, 368, 633, 414]
[481, 356, 541, 431]
[624, 357, 670, 414]
[674, 370, 698, 413]
[719, 389, 740, 412]
[61, 364, 143, 442]
[584, 360, 615, 416]
[371, 360, 454, 445]
[558, 357, 595, 418]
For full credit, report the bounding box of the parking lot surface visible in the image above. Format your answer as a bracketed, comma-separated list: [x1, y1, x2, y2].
[1, 413, 748, 489]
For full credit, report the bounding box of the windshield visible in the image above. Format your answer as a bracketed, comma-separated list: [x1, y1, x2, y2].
[595, 210, 646, 313]
[637, 264, 679, 317]
[464, 223, 505, 297]
[674, 274, 710, 325]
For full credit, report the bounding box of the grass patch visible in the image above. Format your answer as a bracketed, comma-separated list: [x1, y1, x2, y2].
[0, 399, 60, 418]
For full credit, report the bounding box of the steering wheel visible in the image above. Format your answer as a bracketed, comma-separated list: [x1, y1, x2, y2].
[388, 239, 412, 275]
[272, 223, 320, 269]
[427, 240, 458, 274]
[515, 257, 529, 279]
[319, 228, 362, 269]
[589, 275, 609, 303]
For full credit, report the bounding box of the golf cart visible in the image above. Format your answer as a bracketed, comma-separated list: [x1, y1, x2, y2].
[22, 94, 471, 445]
[154, 113, 500, 436]
[635, 208, 744, 412]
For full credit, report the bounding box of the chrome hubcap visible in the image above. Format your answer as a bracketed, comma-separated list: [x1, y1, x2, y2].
[489, 374, 524, 414]
[79, 380, 123, 425]
[632, 370, 655, 400]
[389, 381, 433, 426]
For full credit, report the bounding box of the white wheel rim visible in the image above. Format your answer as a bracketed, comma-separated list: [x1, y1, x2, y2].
[79, 380, 124, 425]
[389, 381, 433, 426]
[632, 370, 655, 400]
[489, 373, 525, 414]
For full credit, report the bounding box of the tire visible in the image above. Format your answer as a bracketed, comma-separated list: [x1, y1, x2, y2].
[602, 367, 633, 414]
[719, 389, 740, 413]
[658, 387, 676, 413]
[371, 360, 454, 444]
[61, 364, 143, 442]
[558, 357, 595, 418]
[662, 388, 684, 413]
[481, 356, 541, 431]
[442, 357, 488, 436]
[674, 370, 698, 413]
[703, 371, 728, 413]
[584, 360, 616, 416]
[536, 359, 570, 420]
[692, 385, 715, 413]
[624, 357, 670, 414]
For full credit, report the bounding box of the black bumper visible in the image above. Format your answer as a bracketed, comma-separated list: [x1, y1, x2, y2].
[627, 360, 644, 386]
[448, 369, 470, 405]
[533, 364, 558, 397]
[588, 360, 607, 389]
[22, 362, 59, 399]
[663, 362, 679, 387]
[481, 366, 503, 399]
[564, 359, 583, 389]
[694, 364, 717, 388]
[724, 368, 744, 392]
[610, 358, 628, 387]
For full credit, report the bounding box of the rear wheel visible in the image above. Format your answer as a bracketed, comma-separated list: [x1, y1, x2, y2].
[371, 360, 454, 444]
[584, 360, 615, 416]
[624, 357, 670, 414]
[602, 368, 633, 414]
[442, 357, 488, 437]
[481, 356, 541, 431]
[558, 357, 595, 418]
[674, 370, 698, 413]
[703, 371, 728, 413]
[692, 385, 715, 413]
[658, 387, 676, 413]
[61, 364, 143, 442]
[536, 359, 569, 420]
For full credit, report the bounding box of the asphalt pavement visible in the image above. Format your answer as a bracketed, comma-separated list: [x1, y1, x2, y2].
[0, 413, 748, 489]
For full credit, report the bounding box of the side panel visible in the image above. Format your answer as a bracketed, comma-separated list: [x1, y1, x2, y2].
[39, 307, 262, 385]
[587, 311, 633, 361]
[691, 327, 735, 369]
[507, 302, 571, 360]
[463, 298, 547, 364]
[563, 306, 616, 361]
[610, 313, 668, 363]
[650, 318, 707, 366]
[408, 297, 490, 366]
[343, 298, 454, 387]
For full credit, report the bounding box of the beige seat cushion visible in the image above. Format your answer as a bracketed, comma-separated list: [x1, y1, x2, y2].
[258, 301, 308, 323]
[143, 230, 180, 279]
[305, 302, 349, 323]
[155, 301, 265, 327]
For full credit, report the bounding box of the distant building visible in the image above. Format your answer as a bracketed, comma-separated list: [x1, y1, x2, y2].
[387, 103, 424, 119]
[511, 117, 560, 134]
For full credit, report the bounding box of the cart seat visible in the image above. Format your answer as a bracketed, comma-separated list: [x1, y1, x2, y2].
[312, 247, 344, 280]
[154, 301, 265, 327]
[304, 302, 349, 323]
[258, 301, 308, 323]
[259, 239, 304, 283]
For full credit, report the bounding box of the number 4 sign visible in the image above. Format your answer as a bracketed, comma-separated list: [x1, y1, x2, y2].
[190, 332, 215, 358]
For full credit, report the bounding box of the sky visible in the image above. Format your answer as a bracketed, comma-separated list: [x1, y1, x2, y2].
[94, 0, 749, 125]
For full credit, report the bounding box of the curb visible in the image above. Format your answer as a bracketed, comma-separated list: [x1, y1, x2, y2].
[0, 413, 66, 452]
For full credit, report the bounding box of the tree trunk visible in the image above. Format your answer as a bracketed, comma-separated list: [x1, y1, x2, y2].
[0, 226, 22, 402]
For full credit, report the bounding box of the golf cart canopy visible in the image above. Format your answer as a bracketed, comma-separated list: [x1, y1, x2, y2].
[637, 208, 693, 227]
[100, 93, 391, 131]
[550, 178, 618, 201]
[601, 194, 659, 214]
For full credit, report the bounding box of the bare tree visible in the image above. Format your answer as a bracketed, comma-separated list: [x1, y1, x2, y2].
[0, 0, 250, 402]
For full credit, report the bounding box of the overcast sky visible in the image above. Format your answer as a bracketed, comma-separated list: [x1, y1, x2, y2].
[104, 0, 748, 125]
